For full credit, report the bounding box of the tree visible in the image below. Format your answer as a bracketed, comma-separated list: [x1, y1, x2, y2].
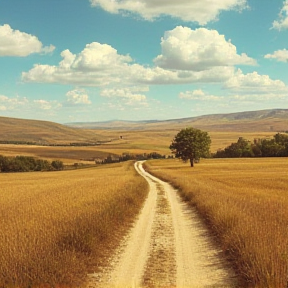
[222, 137, 254, 158]
[170, 127, 211, 167]
[51, 160, 64, 171]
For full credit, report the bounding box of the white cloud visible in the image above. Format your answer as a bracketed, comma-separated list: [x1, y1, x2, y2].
[33, 99, 62, 110]
[224, 69, 288, 93]
[264, 49, 288, 62]
[90, 0, 247, 25]
[134, 65, 236, 85]
[65, 88, 91, 105]
[23, 40, 237, 87]
[100, 87, 147, 106]
[0, 94, 62, 112]
[71, 42, 132, 71]
[232, 93, 287, 101]
[179, 89, 223, 100]
[154, 27, 256, 71]
[272, 1, 288, 30]
[0, 95, 29, 110]
[0, 24, 55, 57]
[22, 42, 134, 86]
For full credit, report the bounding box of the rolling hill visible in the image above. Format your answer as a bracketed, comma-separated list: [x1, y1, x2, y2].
[0, 116, 107, 144]
[67, 109, 288, 132]
[1, 109, 287, 145]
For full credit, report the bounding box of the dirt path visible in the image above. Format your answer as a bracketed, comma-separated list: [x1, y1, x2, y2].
[86, 161, 236, 288]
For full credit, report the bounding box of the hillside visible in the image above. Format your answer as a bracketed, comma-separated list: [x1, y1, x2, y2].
[67, 109, 288, 132]
[0, 116, 107, 144]
[1, 109, 287, 149]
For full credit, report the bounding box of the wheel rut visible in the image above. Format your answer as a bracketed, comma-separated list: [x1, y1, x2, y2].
[142, 183, 176, 287]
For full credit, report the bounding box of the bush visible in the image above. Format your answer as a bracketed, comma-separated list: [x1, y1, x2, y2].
[51, 160, 64, 171]
[0, 155, 63, 173]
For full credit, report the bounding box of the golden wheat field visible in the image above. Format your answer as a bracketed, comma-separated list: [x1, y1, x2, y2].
[144, 158, 288, 288]
[0, 131, 275, 164]
[87, 129, 276, 154]
[0, 161, 148, 288]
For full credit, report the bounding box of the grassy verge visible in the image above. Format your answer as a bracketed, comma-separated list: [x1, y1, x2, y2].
[144, 158, 288, 288]
[0, 161, 148, 288]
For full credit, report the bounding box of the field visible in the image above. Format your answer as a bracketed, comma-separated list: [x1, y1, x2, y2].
[0, 131, 275, 165]
[1, 112, 287, 287]
[0, 161, 148, 288]
[144, 158, 288, 287]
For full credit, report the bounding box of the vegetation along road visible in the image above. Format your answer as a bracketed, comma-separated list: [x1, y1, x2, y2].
[86, 161, 236, 288]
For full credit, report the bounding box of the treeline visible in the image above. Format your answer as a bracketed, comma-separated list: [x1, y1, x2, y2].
[214, 133, 288, 158]
[101, 152, 167, 164]
[0, 155, 64, 172]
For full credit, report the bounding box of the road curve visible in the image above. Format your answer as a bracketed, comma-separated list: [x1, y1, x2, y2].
[86, 161, 236, 288]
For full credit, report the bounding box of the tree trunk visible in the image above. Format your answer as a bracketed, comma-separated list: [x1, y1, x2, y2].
[190, 157, 194, 167]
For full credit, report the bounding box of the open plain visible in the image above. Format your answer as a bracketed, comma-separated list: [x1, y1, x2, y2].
[0, 109, 288, 287]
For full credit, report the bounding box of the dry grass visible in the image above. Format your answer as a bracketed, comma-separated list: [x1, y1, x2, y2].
[94, 129, 275, 154]
[0, 161, 148, 288]
[144, 158, 288, 288]
[0, 131, 275, 165]
[0, 116, 107, 145]
[0, 144, 113, 164]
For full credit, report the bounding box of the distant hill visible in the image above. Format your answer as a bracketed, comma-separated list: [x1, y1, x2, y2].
[0, 116, 107, 144]
[1, 109, 287, 145]
[67, 109, 288, 132]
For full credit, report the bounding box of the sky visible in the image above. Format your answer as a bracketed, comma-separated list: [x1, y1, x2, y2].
[0, 0, 288, 123]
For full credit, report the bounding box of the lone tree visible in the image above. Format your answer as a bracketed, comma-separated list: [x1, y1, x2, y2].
[170, 127, 211, 167]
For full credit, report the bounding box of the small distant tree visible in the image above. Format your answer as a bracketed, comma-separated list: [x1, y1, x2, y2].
[170, 127, 211, 167]
[51, 160, 64, 171]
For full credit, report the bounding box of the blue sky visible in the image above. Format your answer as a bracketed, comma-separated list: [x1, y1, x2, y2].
[0, 0, 288, 123]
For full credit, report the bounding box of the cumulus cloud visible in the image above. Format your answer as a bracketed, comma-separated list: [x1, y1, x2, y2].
[71, 42, 132, 71]
[0, 94, 63, 112]
[33, 99, 62, 110]
[154, 27, 256, 71]
[100, 87, 147, 106]
[131, 65, 236, 85]
[179, 89, 223, 100]
[90, 0, 247, 25]
[65, 88, 91, 105]
[272, 1, 288, 30]
[0, 95, 29, 110]
[22, 40, 237, 87]
[224, 69, 288, 93]
[22, 42, 134, 86]
[0, 24, 55, 57]
[264, 49, 288, 62]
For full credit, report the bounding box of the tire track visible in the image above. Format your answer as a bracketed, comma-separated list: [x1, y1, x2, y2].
[86, 161, 236, 288]
[142, 183, 176, 287]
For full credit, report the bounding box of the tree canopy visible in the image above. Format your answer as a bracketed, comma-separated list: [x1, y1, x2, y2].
[214, 133, 288, 158]
[169, 127, 211, 167]
[0, 155, 64, 172]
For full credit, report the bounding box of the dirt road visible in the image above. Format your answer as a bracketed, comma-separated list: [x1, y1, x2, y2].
[86, 161, 236, 288]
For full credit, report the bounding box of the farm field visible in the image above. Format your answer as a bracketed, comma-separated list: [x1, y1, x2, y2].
[93, 130, 275, 153]
[0, 131, 275, 164]
[144, 157, 288, 288]
[0, 161, 148, 288]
